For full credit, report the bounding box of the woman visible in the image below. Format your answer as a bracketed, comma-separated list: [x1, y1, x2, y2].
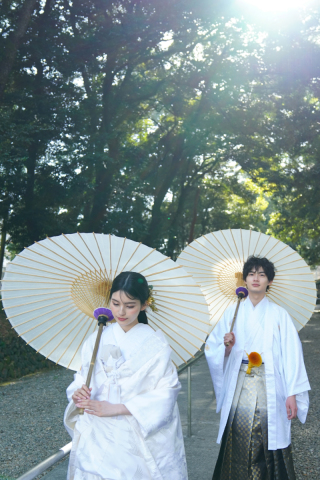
[64, 271, 187, 480]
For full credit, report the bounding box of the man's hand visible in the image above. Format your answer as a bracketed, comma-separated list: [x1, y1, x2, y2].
[72, 384, 92, 403]
[224, 332, 235, 347]
[286, 395, 297, 420]
[224, 332, 235, 356]
[75, 399, 131, 417]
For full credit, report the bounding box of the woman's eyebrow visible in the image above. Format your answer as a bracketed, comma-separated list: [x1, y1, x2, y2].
[112, 299, 137, 305]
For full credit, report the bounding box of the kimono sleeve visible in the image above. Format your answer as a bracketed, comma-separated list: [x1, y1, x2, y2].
[64, 335, 93, 436]
[65, 333, 95, 402]
[123, 344, 181, 438]
[205, 309, 231, 411]
[279, 310, 311, 423]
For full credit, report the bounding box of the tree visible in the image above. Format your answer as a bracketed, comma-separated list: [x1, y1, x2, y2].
[226, 7, 320, 265]
[0, 0, 80, 256]
[2, 0, 320, 268]
[0, 0, 38, 99]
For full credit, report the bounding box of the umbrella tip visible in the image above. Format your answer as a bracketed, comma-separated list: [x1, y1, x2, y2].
[93, 307, 114, 323]
[236, 287, 248, 299]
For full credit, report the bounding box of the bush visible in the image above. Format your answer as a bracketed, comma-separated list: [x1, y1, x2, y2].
[0, 304, 57, 383]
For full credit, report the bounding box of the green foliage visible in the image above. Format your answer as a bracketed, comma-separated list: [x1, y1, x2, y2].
[0, 307, 58, 383]
[0, 0, 320, 267]
[235, 10, 320, 265]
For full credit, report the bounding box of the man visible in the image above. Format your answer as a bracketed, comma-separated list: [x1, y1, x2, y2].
[205, 256, 310, 480]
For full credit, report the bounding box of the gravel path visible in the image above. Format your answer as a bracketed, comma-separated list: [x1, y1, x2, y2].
[1, 314, 319, 479]
[291, 314, 320, 478]
[0, 367, 73, 479]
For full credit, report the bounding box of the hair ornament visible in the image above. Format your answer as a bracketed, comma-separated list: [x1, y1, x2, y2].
[145, 285, 158, 312]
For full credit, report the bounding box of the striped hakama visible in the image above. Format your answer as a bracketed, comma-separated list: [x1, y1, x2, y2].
[213, 364, 296, 480]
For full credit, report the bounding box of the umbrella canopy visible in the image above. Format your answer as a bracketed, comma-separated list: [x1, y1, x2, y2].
[1, 233, 210, 370]
[177, 229, 317, 331]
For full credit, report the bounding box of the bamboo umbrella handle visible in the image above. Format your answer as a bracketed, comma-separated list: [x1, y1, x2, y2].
[225, 297, 241, 346]
[225, 287, 248, 347]
[79, 314, 110, 415]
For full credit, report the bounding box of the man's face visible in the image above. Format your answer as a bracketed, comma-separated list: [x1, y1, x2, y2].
[245, 266, 273, 294]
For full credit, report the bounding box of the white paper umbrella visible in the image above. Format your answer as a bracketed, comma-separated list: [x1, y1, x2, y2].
[1, 233, 210, 370]
[177, 229, 317, 331]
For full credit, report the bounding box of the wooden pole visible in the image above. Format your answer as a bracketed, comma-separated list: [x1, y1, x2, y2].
[225, 294, 244, 346]
[229, 297, 242, 333]
[79, 315, 108, 415]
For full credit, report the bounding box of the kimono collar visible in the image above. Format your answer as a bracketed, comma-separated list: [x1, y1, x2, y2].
[113, 321, 126, 344]
[246, 295, 268, 312]
[113, 322, 152, 360]
[233, 296, 268, 354]
[94, 322, 149, 391]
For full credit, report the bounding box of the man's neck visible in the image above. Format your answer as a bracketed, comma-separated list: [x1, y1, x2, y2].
[248, 292, 267, 307]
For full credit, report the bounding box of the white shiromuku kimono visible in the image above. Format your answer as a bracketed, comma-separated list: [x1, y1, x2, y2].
[64, 322, 187, 480]
[205, 296, 310, 451]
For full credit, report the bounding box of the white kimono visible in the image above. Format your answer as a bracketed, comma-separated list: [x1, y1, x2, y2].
[64, 322, 187, 480]
[205, 297, 310, 450]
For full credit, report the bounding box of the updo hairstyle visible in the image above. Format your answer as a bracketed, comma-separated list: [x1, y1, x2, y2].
[109, 271, 149, 324]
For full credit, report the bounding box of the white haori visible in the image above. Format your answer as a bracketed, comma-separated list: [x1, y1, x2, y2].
[64, 322, 187, 480]
[205, 297, 310, 450]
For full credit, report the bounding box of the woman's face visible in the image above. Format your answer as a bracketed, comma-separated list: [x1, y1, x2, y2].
[110, 290, 146, 332]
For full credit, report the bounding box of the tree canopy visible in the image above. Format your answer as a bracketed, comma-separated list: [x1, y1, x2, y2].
[0, 0, 319, 273]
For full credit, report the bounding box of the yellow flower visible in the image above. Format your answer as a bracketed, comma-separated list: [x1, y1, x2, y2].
[145, 286, 158, 312]
[246, 351, 262, 374]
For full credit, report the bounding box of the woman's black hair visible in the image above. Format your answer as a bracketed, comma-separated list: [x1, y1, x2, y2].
[109, 271, 149, 324]
[243, 256, 276, 291]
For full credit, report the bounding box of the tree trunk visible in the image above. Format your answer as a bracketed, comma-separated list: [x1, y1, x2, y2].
[166, 182, 190, 258]
[188, 188, 200, 244]
[143, 135, 185, 247]
[24, 141, 38, 243]
[0, 0, 38, 98]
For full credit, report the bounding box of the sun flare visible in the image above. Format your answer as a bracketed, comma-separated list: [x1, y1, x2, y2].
[240, 0, 314, 12]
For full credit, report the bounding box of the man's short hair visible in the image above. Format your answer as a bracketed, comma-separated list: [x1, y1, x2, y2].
[243, 256, 276, 282]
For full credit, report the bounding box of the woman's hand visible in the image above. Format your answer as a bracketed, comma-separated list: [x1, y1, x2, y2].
[286, 395, 297, 420]
[72, 384, 92, 403]
[224, 332, 235, 357]
[75, 399, 131, 417]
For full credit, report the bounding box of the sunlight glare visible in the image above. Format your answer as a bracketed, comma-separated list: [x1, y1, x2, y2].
[240, 0, 314, 12]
